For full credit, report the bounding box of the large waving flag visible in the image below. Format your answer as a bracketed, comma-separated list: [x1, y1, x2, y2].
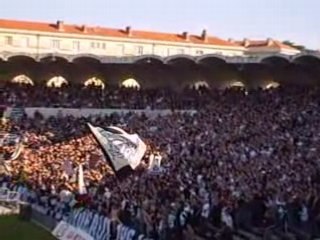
[87, 123, 147, 178]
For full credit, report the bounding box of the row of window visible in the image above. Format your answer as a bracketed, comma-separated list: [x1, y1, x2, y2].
[3, 36, 206, 55]
[90, 42, 106, 50]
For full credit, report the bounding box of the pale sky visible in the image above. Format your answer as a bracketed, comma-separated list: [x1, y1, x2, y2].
[0, 0, 319, 49]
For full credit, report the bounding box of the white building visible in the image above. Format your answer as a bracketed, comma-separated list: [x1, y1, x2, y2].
[0, 19, 300, 61]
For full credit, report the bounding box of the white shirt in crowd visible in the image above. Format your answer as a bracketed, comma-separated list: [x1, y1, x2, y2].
[201, 202, 210, 218]
[104, 188, 111, 200]
[300, 205, 308, 222]
[221, 207, 233, 229]
[154, 154, 162, 167]
[59, 189, 73, 203]
[148, 153, 155, 169]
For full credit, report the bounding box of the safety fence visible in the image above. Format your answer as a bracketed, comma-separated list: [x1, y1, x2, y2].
[0, 186, 151, 240]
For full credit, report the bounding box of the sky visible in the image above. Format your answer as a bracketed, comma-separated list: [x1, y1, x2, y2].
[0, 0, 319, 49]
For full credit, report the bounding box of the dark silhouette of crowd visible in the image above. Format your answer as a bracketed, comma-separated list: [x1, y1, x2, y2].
[1, 84, 320, 240]
[2, 83, 209, 109]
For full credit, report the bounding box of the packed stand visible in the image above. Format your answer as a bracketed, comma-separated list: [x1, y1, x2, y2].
[1, 87, 320, 239]
[2, 83, 210, 110]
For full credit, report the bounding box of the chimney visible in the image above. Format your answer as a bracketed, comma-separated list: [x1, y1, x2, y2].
[126, 26, 132, 37]
[201, 29, 208, 42]
[267, 38, 273, 46]
[228, 38, 235, 43]
[182, 32, 190, 41]
[82, 25, 88, 33]
[243, 38, 250, 47]
[57, 20, 64, 31]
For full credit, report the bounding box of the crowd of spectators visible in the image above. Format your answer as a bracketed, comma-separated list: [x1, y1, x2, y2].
[1, 85, 320, 239]
[1, 83, 209, 109]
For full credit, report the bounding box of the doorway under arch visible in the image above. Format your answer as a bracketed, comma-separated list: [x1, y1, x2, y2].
[11, 75, 34, 85]
[190, 81, 209, 90]
[228, 81, 246, 88]
[121, 78, 141, 89]
[84, 77, 105, 89]
[46, 76, 68, 88]
[264, 82, 280, 89]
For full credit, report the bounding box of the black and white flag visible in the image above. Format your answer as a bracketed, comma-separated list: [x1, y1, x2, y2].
[87, 123, 147, 178]
[0, 133, 23, 163]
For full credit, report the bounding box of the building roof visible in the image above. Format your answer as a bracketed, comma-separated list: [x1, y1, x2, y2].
[0, 19, 240, 48]
[234, 38, 299, 51]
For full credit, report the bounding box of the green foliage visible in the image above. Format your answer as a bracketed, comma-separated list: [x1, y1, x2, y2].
[282, 40, 307, 51]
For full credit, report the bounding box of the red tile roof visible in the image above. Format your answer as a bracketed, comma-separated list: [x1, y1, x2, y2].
[234, 39, 298, 51]
[0, 19, 240, 48]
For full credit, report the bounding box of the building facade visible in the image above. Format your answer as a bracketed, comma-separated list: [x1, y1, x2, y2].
[0, 19, 245, 60]
[0, 19, 319, 89]
[0, 19, 302, 62]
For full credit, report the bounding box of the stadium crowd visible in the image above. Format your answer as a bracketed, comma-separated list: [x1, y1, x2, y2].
[2, 83, 208, 109]
[1, 85, 320, 240]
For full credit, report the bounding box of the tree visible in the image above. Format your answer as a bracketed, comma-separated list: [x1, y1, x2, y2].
[282, 40, 307, 51]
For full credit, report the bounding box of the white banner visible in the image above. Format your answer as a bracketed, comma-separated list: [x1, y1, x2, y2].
[52, 221, 94, 240]
[67, 208, 149, 240]
[0, 188, 20, 203]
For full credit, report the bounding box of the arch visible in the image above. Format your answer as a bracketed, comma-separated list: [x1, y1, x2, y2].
[164, 54, 195, 65]
[260, 54, 290, 65]
[134, 55, 164, 64]
[190, 81, 210, 90]
[292, 54, 320, 65]
[70, 54, 101, 64]
[11, 74, 34, 85]
[197, 54, 227, 65]
[39, 54, 70, 63]
[5, 54, 36, 63]
[121, 78, 141, 89]
[264, 82, 280, 89]
[84, 77, 105, 89]
[46, 76, 68, 88]
[228, 80, 246, 88]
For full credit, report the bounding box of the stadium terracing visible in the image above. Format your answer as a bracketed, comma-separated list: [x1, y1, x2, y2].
[0, 19, 319, 89]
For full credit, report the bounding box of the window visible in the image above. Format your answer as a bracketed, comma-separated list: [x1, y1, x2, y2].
[91, 42, 106, 50]
[73, 41, 80, 51]
[91, 42, 107, 49]
[196, 50, 204, 55]
[4, 36, 13, 45]
[136, 46, 143, 55]
[51, 39, 60, 49]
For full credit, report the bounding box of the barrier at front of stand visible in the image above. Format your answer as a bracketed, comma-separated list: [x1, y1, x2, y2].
[0, 187, 20, 215]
